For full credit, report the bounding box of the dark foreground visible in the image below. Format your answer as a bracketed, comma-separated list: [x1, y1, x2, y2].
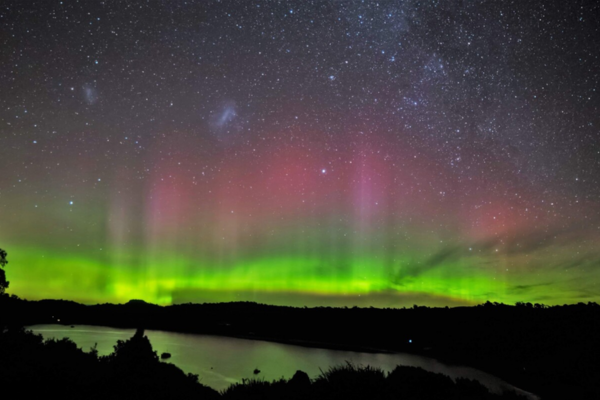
[0, 326, 527, 400]
[3, 296, 600, 399]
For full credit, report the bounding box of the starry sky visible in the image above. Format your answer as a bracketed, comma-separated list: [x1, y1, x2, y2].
[1, 0, 600, 307]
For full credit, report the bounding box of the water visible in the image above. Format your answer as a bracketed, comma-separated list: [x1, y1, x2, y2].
[28, 324, 537, 398]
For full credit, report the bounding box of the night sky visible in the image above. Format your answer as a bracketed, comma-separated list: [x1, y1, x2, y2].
[1, 0, 600, 307]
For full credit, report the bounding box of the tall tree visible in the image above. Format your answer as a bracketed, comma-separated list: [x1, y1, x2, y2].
[0, 248, 8, 295]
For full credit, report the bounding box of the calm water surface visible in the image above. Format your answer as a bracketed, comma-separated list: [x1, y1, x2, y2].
[29, 324, 537, 398]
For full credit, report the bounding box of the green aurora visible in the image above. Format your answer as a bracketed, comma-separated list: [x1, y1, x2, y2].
[4, 205, 599, 307]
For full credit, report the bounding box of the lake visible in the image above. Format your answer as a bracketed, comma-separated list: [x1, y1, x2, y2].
[29, 324, 537, 398]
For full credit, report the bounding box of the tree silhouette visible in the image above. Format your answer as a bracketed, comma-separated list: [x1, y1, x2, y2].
[0, 248, 8, 295]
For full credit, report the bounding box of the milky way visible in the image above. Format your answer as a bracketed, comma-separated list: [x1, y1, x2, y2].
[1, 1, 600, 306]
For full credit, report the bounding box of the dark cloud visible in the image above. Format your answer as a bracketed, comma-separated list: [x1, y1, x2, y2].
[508, 282, 553, 294]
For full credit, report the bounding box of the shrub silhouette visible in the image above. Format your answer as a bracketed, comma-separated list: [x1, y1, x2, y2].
[312, 362, 387, 400]
[0, 326, 219, 399]
[100, 327, 220, 399]
[219, 362, 527, 400]
[104, 328, 158, 365]
[221, 377, 289, 400]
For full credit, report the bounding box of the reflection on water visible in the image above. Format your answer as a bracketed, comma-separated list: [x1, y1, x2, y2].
[29, 324, 537, 398]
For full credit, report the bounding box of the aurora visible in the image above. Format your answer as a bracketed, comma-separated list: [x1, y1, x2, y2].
[1, 0, 599, 307]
